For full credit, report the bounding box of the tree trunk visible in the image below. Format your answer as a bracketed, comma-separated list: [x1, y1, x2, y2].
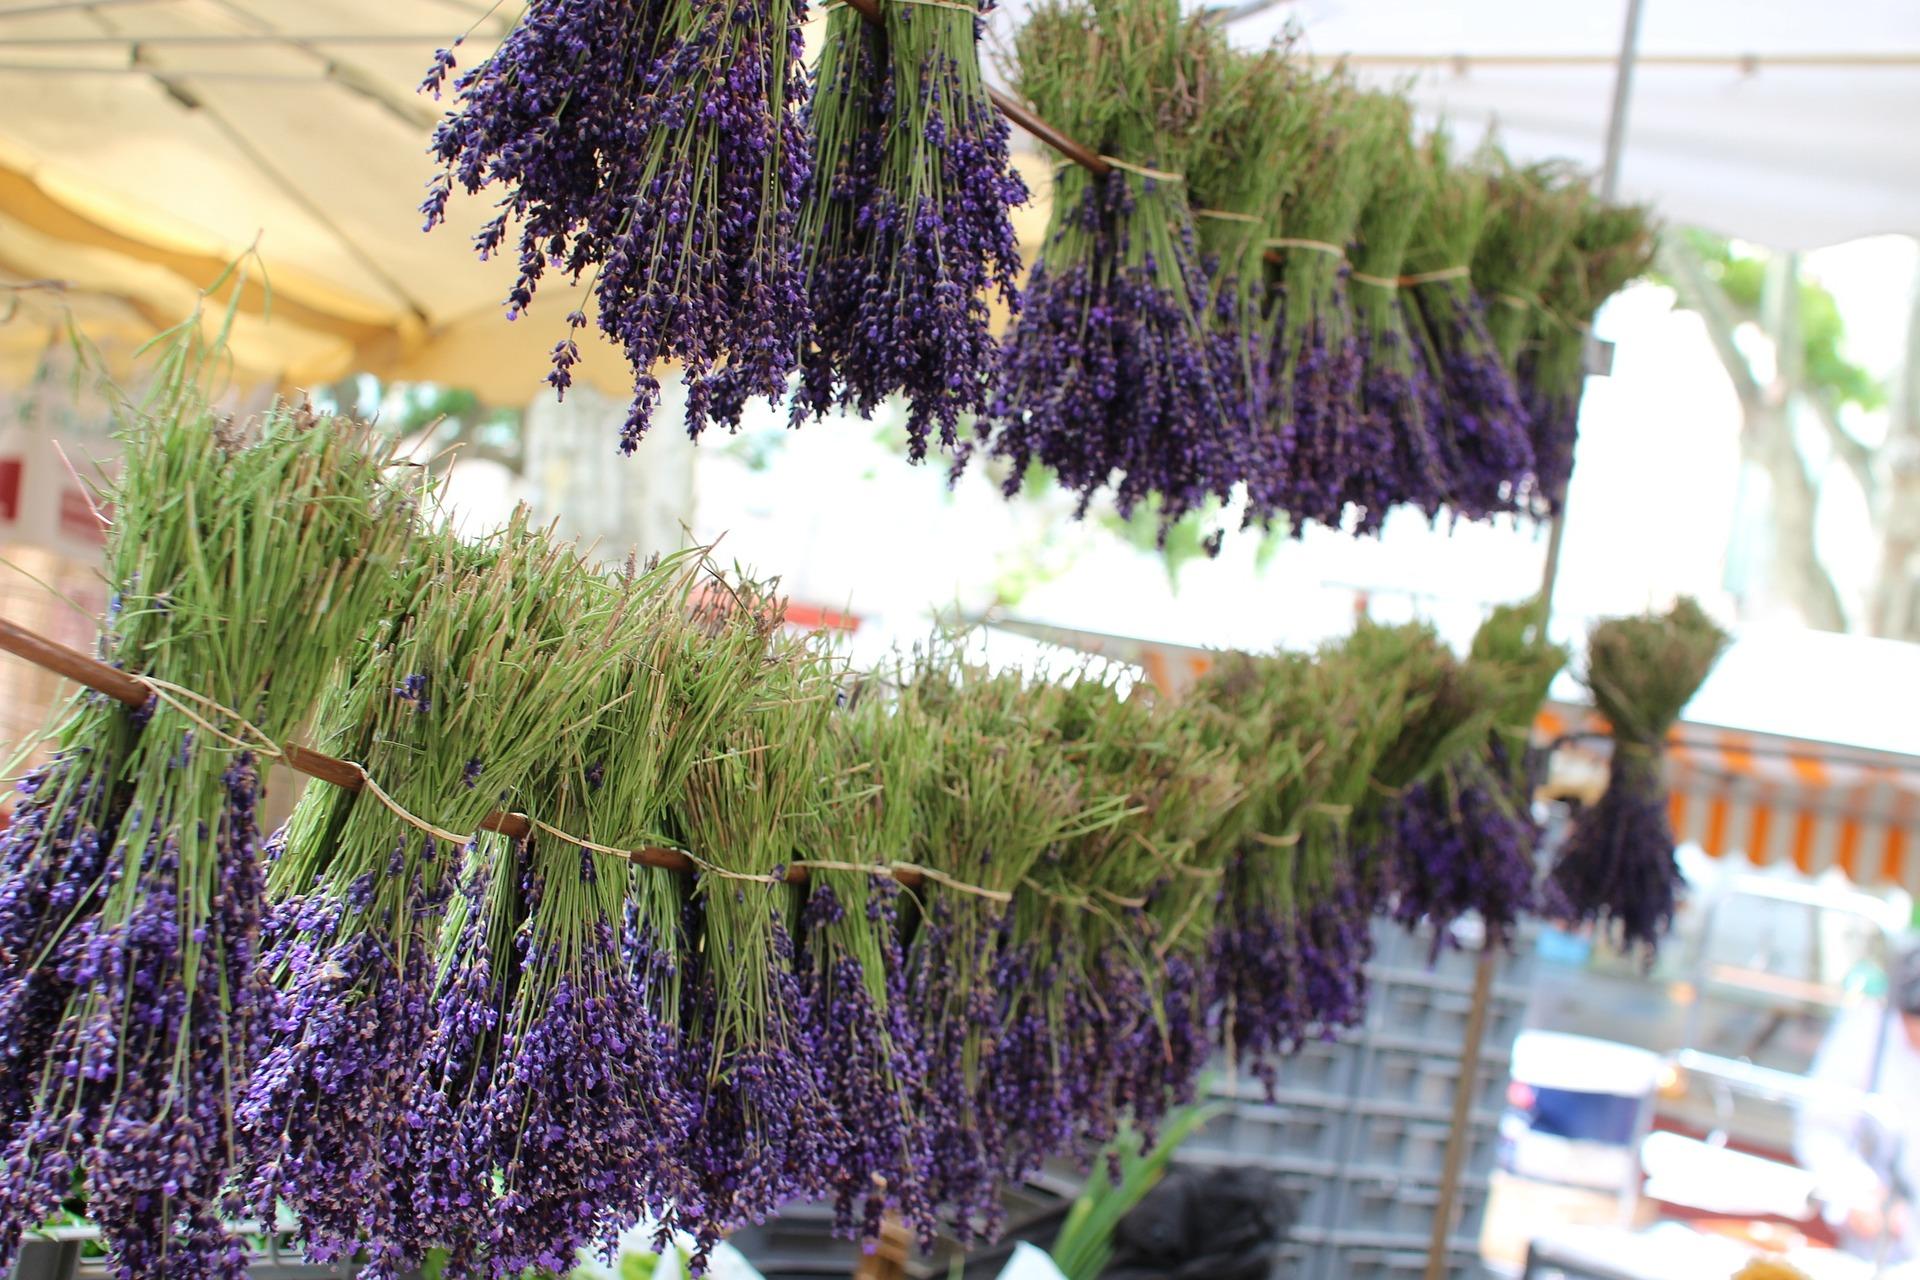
[1868, 273, 1920, 641]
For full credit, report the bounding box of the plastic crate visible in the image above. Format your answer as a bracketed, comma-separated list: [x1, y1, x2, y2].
[1343, 1109, 1496, 1183]
[1214, 1035, 1361, 1106]
[1353, 1045, 1509, 1118]
[1326, 1172, 1491, 1242]
[1186, 1098, 1351, 1168]
[1317, 1245, 1482, 1280]
[1364, 976, 1527, 1053]
[1274, 1037, 1359, 1100]
[1370, 917, 1542, 992]
[10, 1241, 78, 1280]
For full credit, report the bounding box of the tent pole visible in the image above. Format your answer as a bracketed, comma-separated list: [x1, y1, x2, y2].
[1425, 6, 1648, 1279]
[1535, 0, 1646, 641]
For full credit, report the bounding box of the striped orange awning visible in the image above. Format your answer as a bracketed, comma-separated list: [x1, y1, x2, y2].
[1540, 702, 1920, 894]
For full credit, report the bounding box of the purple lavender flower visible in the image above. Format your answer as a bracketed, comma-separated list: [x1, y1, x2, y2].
[797, 3, 1027, 461]
[424, 0, 814, 449]
[1545, 749, 1682, 959]
[0, 748, 269, 1280]
[798, 880, 935, 1246]
[976, 172, 1240, 537]
[1386, 753, 1538, 959]
[1411, 284, 1536, 520]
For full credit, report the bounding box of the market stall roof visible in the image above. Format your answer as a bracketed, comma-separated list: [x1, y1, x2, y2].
[0, 0, 627, 396]
[989, 616, 1920, 895]
[2, 1, 1915, 395]
[1203, 0, 1920, 251]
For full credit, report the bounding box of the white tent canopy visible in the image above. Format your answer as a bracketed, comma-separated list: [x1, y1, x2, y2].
[984, 0, 1920, 249]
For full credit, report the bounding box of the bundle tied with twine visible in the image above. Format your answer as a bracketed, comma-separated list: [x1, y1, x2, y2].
[669, 636, 847, 1257]
[0, 293, 417, 1280]
[791, 679, 939, 1246]
[1400, 137, 1535, 519]
[1522, 197, 1658, 517]
[1390, 601, 1567, 956]
[896, 649, 1083, 1239]
[995, 676, 1202, 1177]
[978, 0, 1235, 542]
[1344, 96, 1445, 529]
[239, 518, 656, 1277]
[1185, 38, 1309, 536]
[1199, 647, 1404, 1089]
[1546, 597, 1729, 958]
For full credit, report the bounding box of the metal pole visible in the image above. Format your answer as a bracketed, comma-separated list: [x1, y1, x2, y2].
[1535, 0, 1647, 625]
[1425, 9, 1650, 1276]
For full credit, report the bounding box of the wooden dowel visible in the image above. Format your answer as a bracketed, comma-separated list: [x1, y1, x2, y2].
[0, 614, 933, 890]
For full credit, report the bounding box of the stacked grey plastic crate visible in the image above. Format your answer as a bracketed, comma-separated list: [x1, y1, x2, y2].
[1181, 918, 1536, 1280]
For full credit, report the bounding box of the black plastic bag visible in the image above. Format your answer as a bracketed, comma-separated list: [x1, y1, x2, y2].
[1103, 1165, 1297, 1280]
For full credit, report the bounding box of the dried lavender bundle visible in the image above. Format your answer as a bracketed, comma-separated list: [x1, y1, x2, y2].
[0, 322, 414, 1277]
[410, 554, 748, 1278]
[1381, 604, 1562, 951]
[670, 644, 844, 1259]
[796, 7, 892, 427]
[1547, 599, 1728, 958]
[1140, 701, 1249, 1089]
[1474, 161, 1584, 374]
[997, 679, 1214, 1174]
[240, 523, 640, 1278]
[1346, 621, 1495, 874]
[1185, 41, 1302, 534]
[423, 0, 812, 448]
[1344, 99, 1445, 532]
[796, 0, 1026, 459]
[1521, 199, 1656, 515]
[792, 689, 936, 1245]
[897, 653, 1076, 1238]
[1263, 77, 1389, 532]
[1203, 648, 1403, 1087]
[978, 0, 1235, 537]
[1401, 137, 1534, 520]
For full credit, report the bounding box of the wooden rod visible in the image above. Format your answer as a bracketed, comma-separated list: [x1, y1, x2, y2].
[1424, 944, 1497, 1280]
[0, 614, 926, 887]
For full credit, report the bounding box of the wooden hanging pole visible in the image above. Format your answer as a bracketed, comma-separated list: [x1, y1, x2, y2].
[0, 614, 942, 889]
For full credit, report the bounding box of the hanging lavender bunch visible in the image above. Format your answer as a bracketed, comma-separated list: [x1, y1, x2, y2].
[1521, 199, 1655, 516]
[1185, 41, 1301, 533]
[0, 354, 413, 1278]
[1390, 758, 1536, 957]
[1262, 78, 1389, 532]
[1388, 601, 1568, 953]
[1344, 98, 1446, 532]
[976, 0, 1235, 536]
[423, 0, 813, 448]
[1547, 599, 1728, 958]
[1199, 651, 1400, 1087]
[995, 679, 1206, 1173]
[1474, 160, 1584, 375]
[897, 654, 1076, 1238]
[240, 526, 641, 1277]
[795, 8, 892, 428]
[456, 559, 776, 1274]
[1402, 136, 1536, 521]
[1138, 702, 1248, 1103]
[796, 0, 1026, 459]
[1343, 621, 1495, 889]
[793, 692, 937, 1245]
[669, 649, 845, 1260]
